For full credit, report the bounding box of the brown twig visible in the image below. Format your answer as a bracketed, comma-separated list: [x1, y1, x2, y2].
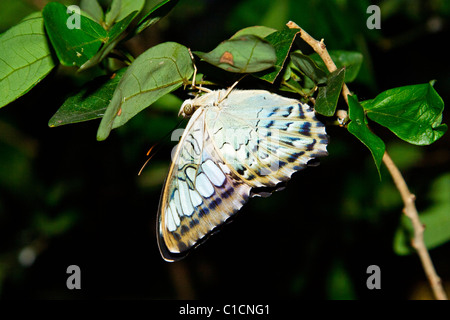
[382, 153, 447, 300]
[287, 21, 447, 300]
[287, 21, 352, 106]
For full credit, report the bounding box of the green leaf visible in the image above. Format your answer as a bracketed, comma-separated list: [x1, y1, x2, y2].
[49, 68, 126, 127]
[230, 25, 277, 39]
[255, 28, 300, 83]
[44, 1, 142, 71]
[115, 0, 145, 23]
[290, 51, 328, 85]
[43, 2, 108, 67]
[394, 173, 450, 255]
[134, 0, 180, 36]
[310, 50, 363, 83]
[280, 77, 305, 95]
[80, 0, 104, 23]
[385, 142, 423, 171]
[194, 35, 276, 73]
[327, 260, 357, 300]
[105, 0, 122, 26]
[315, 67, 345, 117]
[347, 95, 385, 176]
[97, 42, 194, 141]
[0, 1, 35, 32]
[0, 12, 56, 108]
[34, 210, 78, 237]
[79, 10, 138, 71]
[361, 83, 447, 145]
[104, 0, 145, 29]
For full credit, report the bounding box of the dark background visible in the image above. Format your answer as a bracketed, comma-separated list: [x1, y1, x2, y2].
[0, 0, 449, 299]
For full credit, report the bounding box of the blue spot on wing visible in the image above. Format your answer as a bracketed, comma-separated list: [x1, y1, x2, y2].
[301, 122, 311, 136]
[208, 197, 222, 210]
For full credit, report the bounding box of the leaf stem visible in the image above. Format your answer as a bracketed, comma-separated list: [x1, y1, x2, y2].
[287, 20, 447, 300]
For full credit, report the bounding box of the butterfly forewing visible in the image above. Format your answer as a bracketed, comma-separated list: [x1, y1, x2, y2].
[157, 89, 328, 261]
[157, 105, 251, 261]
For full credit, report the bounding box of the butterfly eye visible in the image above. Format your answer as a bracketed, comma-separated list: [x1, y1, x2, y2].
[183, 103, 194, 116]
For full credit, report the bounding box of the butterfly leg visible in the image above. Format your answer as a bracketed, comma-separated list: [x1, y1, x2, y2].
[216, 74, 248, 105]
[188, 49, 212, 94]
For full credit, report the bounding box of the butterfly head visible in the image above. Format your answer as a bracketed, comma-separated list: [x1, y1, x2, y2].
[179, 99, 199, 118]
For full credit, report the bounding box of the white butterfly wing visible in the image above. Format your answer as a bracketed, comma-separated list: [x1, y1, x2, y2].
[207, 90, 328, 187]
[157, 90, 328, 261]
[157, 104, 251, 261]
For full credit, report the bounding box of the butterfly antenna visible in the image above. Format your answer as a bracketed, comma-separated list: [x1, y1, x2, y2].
[138, 150, 156, 176]
[138, 118, 185, 176]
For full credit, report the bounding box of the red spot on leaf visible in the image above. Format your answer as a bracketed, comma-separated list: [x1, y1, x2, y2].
[220, 51, 234, 65]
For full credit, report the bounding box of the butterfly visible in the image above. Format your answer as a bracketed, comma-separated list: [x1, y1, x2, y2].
[157, 89, 328, 261]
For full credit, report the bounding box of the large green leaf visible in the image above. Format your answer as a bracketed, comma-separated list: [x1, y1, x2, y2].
[97, 42, 194, 141]
[361, 83, 447, 145]
[0, 12, 56, 108]
[79, 10, 138, 71]
[49, 68, 126, 127]
[44, 1, 143, 71]
[194, 35, 276, 73]
[347, 95, 385, 176]
[43, 2, 108, 67]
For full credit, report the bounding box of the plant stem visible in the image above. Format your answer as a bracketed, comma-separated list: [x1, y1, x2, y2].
[287, 21, 352, 105]
[287, 21, 447, 300]
[382, 153, 447, 300]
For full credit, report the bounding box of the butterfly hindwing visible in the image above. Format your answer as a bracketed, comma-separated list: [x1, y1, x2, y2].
[206, 90, 328, 187]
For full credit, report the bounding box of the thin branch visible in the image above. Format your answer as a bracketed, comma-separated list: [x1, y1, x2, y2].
[287, 21, 447, 300]
[382, 153, 447, 300]
[287, 21, 351, 106]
